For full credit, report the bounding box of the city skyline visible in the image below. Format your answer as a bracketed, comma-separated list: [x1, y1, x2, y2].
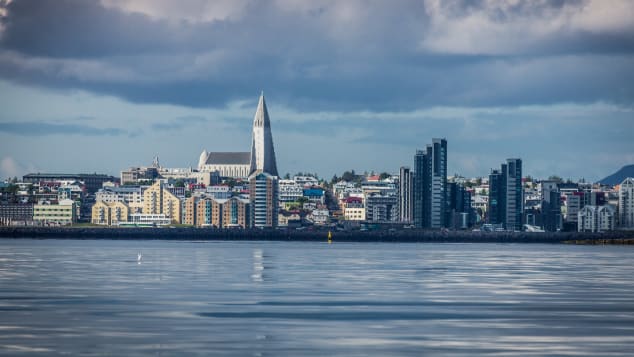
[1, 0, 633, 181]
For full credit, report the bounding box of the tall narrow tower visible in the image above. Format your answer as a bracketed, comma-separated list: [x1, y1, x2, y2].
[249, 92, 279, 176]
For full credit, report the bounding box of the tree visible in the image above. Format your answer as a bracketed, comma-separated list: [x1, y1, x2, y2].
[379, 172, 391, 180]
[341, 170, 356, 182]
[284, 173, 291, 180]
[331, 174, 339, 184]
[174, 179, 185, 188]
[548, 175, 562, 182]
[223, 178, 237, 188]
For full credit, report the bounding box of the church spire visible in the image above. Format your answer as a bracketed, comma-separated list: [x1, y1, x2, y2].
[249, 92, 278, 176]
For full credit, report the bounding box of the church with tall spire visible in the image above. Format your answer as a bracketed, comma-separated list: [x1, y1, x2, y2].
[249, 92, 279, 177]
[197, 92, 279, 179]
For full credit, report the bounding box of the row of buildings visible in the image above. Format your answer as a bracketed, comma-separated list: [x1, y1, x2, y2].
[333, 139, 472, 230]
[91, 93, 284, 228]
[2, 92, 633, 233]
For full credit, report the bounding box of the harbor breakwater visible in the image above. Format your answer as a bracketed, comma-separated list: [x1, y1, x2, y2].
[1, 227, 633, 244]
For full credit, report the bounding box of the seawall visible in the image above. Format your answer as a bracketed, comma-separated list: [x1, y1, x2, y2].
[1, 227, 633, 244]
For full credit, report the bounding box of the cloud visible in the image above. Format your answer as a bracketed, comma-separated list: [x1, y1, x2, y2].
[421, 0, 634, 55]
[100, 0, 248, 23]
[0, 1, 633, 181]
[0, 121, 126, 136]
[0, 156, 36, 179]
[0, 0, 630, 111]
[151, 115, 207, 131]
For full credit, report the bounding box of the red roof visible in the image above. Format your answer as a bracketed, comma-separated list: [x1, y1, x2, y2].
[344, 196, 363, 203]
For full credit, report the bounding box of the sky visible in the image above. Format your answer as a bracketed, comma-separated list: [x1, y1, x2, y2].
[0, 0, 633, 182]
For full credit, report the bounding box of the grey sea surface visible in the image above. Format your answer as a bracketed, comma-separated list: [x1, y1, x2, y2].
[1, 239, 634, 356]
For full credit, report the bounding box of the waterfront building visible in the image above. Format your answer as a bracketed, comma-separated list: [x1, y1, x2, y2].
[541, 180, 562, 232]
[488, 158, 523, 231]
[619, 177, 634, 228]
[429, 139, 448, 228]
[447, 181, 472, 229]
[249, 172, 278, 228]
[488, 169, 504, 226]
[95, 186, 144, 213]
[195, 198, 214, 227]
[308, 209, 330, 225]
[505, 159, 523, 231]
[563, 191, 583, 225]
[33, 199, 76, 225]
[142, 181, 182, 224]
[218, 197, 251, 228]
[278, 211, 301, 227]
[399, 166, 413, 223]
[413, 138, 447, 229]
[183, 196, 198, 226]
[413, 150, 427, 228]
[578, 205, 615, 232]
[0, 204, 34, 226]
[91, 201, 130, 226]
[249, 93, 279, 176]
[342, 196, 365, 221]
[124, 213, 171, 227]
[365, 193, 399, 222]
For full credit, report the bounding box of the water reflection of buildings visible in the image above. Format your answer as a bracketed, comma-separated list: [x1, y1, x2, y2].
[252, 249, 264, 282]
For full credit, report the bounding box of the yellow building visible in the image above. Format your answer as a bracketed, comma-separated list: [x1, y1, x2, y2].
[184, 196, 198, 226]
[34, 199, 76, 225]
[91, 201, 130, 226]
[196, 198, 214, 227]
[142, 181, 182, 224]
[220, 197, 250, 228]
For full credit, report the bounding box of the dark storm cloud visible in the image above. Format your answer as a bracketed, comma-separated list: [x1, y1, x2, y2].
[0, 0, 203, 57]
[0, 121, 126, 136]
[0, 0, 633, 111]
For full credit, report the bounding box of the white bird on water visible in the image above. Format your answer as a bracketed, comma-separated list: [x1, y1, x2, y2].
[137, 252, 142, 264]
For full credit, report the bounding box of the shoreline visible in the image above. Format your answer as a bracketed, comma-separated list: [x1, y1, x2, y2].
[1, 227, 633, 244]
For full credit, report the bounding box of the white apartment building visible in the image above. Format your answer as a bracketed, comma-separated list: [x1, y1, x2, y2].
[578, 205, 615, 232]
[278, 180, 303, 202]
[619, 178, 634, 228]
[293, 176, 319, 187]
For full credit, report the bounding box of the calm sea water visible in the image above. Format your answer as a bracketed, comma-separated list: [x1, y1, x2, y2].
[1, 239, 634, 356]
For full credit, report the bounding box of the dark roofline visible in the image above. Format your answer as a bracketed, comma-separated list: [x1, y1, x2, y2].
[205, 152, 250, 165]
[23, 173, 117, 178]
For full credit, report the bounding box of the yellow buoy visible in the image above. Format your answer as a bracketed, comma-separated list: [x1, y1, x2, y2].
[327, 230, 332, 244]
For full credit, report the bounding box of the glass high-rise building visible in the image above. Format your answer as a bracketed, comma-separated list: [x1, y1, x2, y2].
[413, 138, 447, 229]
[488, 158, 523, 231]
[399, 166, 413, 223]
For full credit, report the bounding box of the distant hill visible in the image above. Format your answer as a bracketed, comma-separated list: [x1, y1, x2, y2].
[598, 165, 634, 185]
